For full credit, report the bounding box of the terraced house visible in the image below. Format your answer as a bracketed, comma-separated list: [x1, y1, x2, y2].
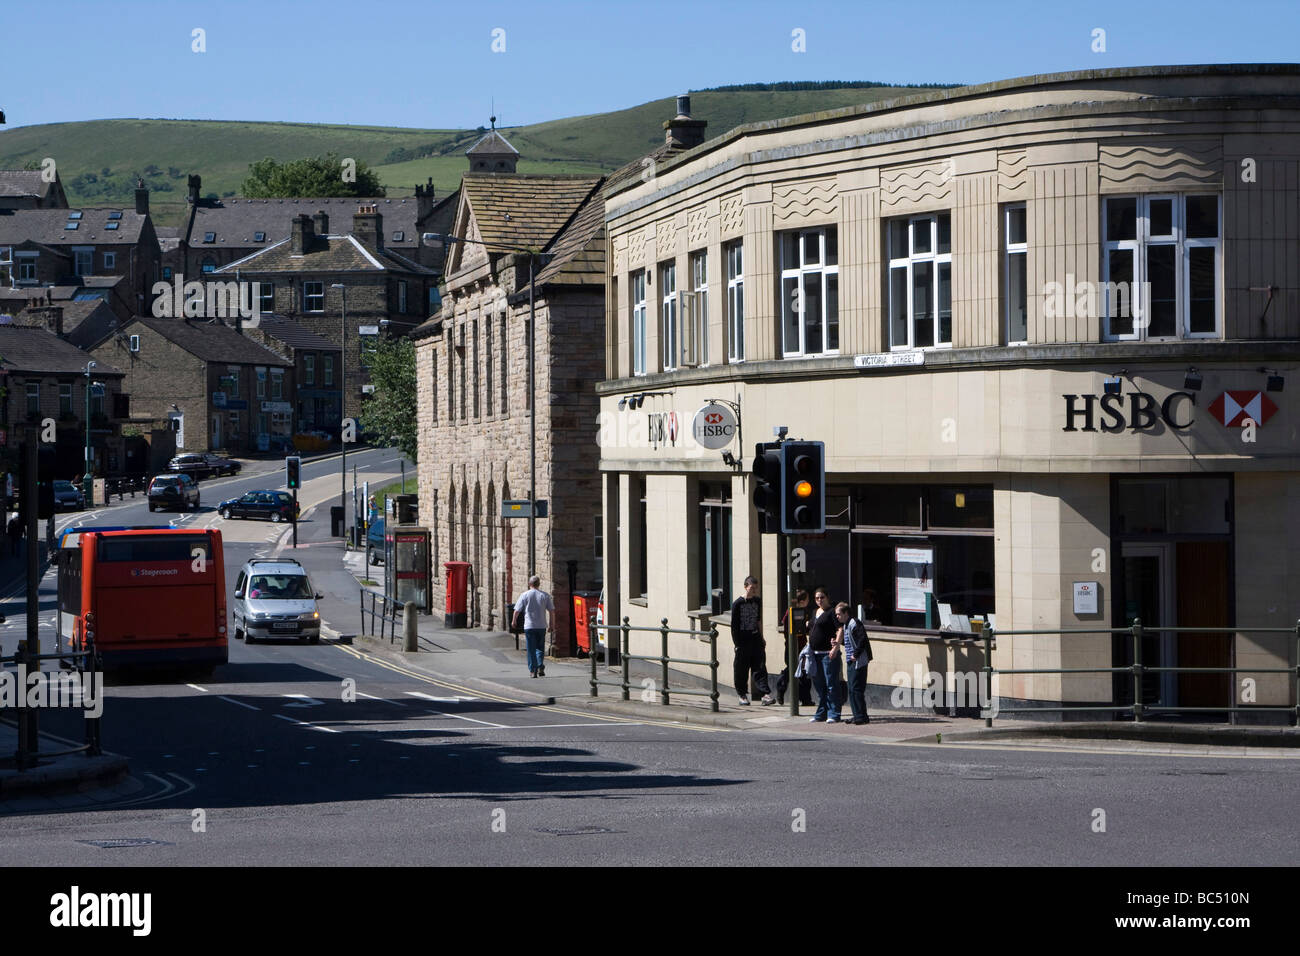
[599, 66, 1300, 722]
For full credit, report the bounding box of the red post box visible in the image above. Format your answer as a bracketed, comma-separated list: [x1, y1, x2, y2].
[444, 561, 471, 628]
[572, 590, 601, 655]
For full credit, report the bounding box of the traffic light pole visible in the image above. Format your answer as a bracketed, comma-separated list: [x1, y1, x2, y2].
[292, 487, 298, 549]
[782, 529, 798, 718]
[23, 424, 40, 760]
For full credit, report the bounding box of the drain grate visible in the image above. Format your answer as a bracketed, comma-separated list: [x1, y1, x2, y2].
[77, 838, 173, 849]
[534, 826, 620, 837]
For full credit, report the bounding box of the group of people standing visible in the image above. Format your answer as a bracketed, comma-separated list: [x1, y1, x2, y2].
[731, 580, 877, 725]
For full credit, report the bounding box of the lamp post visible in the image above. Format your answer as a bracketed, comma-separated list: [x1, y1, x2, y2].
[82, 361, 96, 503]
[331, 283, 347, 536]
[428, 234, 548, 575]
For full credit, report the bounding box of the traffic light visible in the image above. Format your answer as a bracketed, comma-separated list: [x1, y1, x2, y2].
[285, 456, 301, 490]
[780, 441, 824, 534]
[750, 442, 781, 534]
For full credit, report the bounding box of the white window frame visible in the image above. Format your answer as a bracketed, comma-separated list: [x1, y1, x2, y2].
[15, 253, 37, 283]
[271, 368, 284, 400]
[631, 270, 647, 376]
[779, 227, 839, 357]
[1102, 194, 1222, 341]
[303, 280, 324, 313]
[103, 251, 116, 270]
[72, 247, 93, 277]
[687, 249, 709, 367]
[260, 282, 274, 314]
[888, 213, 952, 351]
[304, 355, 314, 386]
[256, 367, 266, 399]
[1004, 204, 1028, 345]
[660, 261, 678, 372]
[726, 240, 744, 363]
[0, 246, 11, 265]
[323, 355, 334, 386]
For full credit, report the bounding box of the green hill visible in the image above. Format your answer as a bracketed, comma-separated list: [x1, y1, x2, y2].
[0, 83, 956, 229]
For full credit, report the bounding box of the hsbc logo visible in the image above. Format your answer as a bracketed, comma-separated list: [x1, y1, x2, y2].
[704, 412, 723, 425]
[1207, 390, 1278, 427]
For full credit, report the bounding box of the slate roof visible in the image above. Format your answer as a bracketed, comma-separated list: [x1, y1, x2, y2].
[125, 315, 291, 366]
[0, 171, 50, 200]
[62, 300, 123, 349]
[0, 207, 150, 245]
[250, 314, 340, 352]
[216, 233, 436, 276]
[458, 174, 601, 253]
[185, 196, 435, 253]
[466, 130, 520, 156]
[0, 324, 123, 375]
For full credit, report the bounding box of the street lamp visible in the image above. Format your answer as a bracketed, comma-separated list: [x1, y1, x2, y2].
[428, 233, 550, 575]
[331, 283, 347, 537]
[82, 361, 96, 503]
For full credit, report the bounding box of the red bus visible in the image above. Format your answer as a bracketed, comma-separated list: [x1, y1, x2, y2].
[57, 526, 228, 672]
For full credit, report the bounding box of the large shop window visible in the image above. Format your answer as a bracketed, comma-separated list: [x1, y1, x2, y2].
[1102, 194, 1221, 340]
[850, 484, 994, 630]
[888, 213, 952, 349]
[697, 482, 732, 614]
[780, 227, 838, 356]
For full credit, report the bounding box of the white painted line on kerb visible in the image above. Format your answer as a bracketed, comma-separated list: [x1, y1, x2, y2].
[405, 691, 508, 728]
[273, 713, 340, 733]
[358, 692, 407, 706]
[187, 684, 209, 693]
[218, 695, 260, 711]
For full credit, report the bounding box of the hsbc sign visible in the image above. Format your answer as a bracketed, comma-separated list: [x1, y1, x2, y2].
[1207, 390, 1278, 427]
[692, 403, 738, 450]
[1062, 391, 1196, 432]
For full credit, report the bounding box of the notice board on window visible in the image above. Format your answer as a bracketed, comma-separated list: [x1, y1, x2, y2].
[895, 545, 935, 614]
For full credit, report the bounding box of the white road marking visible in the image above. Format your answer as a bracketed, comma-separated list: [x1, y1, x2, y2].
[358, 692, 406, 706]
[488, 722, 644, 730]
[218, 695, 260, 711]
[273, 713, 340, 733]
[186, 683, 209, 693]
[405, 691, 480, 703]
[283, 694, 324, 707]
[405, 693, 508, 728]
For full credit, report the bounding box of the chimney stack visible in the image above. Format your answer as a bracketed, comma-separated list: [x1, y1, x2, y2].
[353, 204, 383, 250]
[313, 209, 329, 235]
[415, 178, 435, 220]
[187, 174, 201, 204]
[134, 178, 149, 216]
[291, 213, 315, 255]
[27, 304, 64, 337]
[664, 93, 707, 150]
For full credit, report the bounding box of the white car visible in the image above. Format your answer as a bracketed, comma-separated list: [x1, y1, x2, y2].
[232, 558, 322, 644]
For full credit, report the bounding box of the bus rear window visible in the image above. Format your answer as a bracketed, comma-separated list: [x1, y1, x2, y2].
[96, 535, 212, 563]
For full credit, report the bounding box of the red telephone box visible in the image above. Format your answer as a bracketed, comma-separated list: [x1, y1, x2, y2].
[444, 561, 471, 628]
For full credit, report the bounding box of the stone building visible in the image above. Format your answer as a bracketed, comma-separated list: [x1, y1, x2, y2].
[242, 314, 343, 434]
[0, 169, 70, 210]
[600, 67, 1300, 721]
[89, 315, 293, 454]
[216, 205, 438, 423]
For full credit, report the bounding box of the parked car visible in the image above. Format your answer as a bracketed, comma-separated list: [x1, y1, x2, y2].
[367, 517, 385, 564]
[202, 453, 241, 477]
[53, 480, 85, 512]
[217, 490, 299, 523]
[168, 453, 211, 480]
[232, 558, 322, 644]
[148, 473, 200, 511]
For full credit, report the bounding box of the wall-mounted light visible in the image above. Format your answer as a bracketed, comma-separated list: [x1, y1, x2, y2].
[1261, 367, 1285, 392]
[1103, 376, 1123, 395]
[1183, 367, 1202, 391]
[617, 397, 628, 411]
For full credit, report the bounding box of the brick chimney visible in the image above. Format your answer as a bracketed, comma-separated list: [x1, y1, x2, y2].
[415, 178, 435, 220]
[27, 304, 64, 337]
[134, 178, 149, 215]
[291, 213, 315, 255]
[187, 174, 202, 204]
[313, 210, 329, 235]
[353, 204, 383, 250]
[664, 93, 707, 150]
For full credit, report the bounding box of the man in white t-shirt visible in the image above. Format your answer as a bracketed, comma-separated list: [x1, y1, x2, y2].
[514, 575, 555, 678]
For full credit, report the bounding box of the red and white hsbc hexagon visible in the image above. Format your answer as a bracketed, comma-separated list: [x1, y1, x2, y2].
[1207, 390, 1279, 427]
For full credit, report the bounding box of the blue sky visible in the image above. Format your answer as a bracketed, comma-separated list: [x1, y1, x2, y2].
[4, 0, 1299, 130]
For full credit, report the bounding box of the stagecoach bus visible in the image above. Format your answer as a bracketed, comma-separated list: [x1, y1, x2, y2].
[57, 526, 228, 672]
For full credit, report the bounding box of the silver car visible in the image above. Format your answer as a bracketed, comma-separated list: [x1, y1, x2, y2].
[232, 559, 322, 644]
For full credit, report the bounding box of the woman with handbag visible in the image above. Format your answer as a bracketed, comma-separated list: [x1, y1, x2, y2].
[806, 587, 844, 723]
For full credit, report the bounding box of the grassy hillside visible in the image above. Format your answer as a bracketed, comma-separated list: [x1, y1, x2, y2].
[0, 84, 955, 230]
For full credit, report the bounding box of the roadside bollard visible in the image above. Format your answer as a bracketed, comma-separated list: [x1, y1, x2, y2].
[403, 601, 418, 652]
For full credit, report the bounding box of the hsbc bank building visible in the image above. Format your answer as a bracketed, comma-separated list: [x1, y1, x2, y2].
[597, 66, 1300, 721]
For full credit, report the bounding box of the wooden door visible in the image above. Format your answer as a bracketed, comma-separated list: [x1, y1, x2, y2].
[1176, 541, 1231, 709]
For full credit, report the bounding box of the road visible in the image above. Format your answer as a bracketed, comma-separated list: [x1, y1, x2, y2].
[1, 447, 1299, 866]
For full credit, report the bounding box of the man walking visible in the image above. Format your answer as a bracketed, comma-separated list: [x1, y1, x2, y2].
[513, 575, 554, 678]
[730, 575, 775, 706]
[836, 602, 873, 724]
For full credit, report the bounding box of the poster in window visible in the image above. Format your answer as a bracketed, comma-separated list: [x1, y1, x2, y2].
[895, 546, 934, 613]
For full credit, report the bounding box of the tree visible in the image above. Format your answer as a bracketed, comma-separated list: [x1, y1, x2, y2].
[359, 338, 417, 463]
[241, 152, 385, 198]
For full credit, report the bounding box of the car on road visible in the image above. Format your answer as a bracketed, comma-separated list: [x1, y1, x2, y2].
[367, 517, 385, 564]
[53, 480, 85, 512]
[167, 453, 212, 480]
[232, 558, 322, 644]
[147, 473, 200, 511]
[202, 453, 241, 477]
[217, 490, 299, 523]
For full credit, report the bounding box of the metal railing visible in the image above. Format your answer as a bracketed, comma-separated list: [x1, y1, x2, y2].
[359, 588, 407, 644]
[0, 639, 102, 770]
[980, 619, 1300, 727]
[589, 617, 720, 712]
[102, 475, 148, 501]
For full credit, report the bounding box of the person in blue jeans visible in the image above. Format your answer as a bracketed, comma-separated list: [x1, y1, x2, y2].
[836, 602, 873, 724]
[514, 575, 554, 677]
[806, 588, 843, 723]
